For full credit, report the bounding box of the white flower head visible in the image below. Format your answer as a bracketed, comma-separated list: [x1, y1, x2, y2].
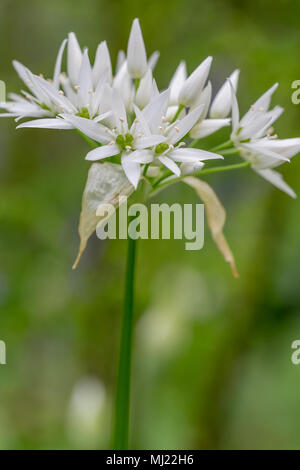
[230, 80, 300, 197]
[179, 56, 212, 107]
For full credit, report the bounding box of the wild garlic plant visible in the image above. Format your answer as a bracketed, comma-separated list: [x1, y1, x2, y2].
[1, 18, 300, 449]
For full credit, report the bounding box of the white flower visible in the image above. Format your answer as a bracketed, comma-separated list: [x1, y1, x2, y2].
[179, 56, 212, 107]
[67, 32, 83, 86]
[62, 90, 167, 188]
[141, 91, 223, 176]
[127, 18, 148, 79]
[189, 81, 231, 139]
[210, 69, 239, 118]
[230, 81, 300, 197]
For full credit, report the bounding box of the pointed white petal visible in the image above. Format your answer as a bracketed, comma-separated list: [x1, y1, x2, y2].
[254, 137, 300, 159]
[193, 81, 211, 118]
[67, 32, 83, 85]
[17, 118, 73, 129]
[93, 41, 112, 86]
[168, 104, 204, 144]
[242, 142, 290, 169]
[112, 89, 128, 133]
[116, 50, 126, 73]
[190, 118, 231, 139]
[113, 61, 134, 112]
[170, 147, 223, 162]
[127, 18, 147, 79]
[240, 83, 278, 127]
[239, 114, 273, 140]
[129, 149, 153, 163]
[135, 134, 166, 149]
[228, 79, 240, 135]
[254, 106, 284, 139]
[142, 89, 170, 133]
[169, 61, 187, 106]
[148, 51, 160, 70]
[86, 143, 119, 161]
[61, 114, 112, 143]
[121, 153, 141, 188]
[159, 155, 181, 176]
[179, 56, 212, 107]
[53, 39, 67, 90]
[210, 69, 240, 118]
[34, 75, 77, 112]
[78, 49, 93, 111]
[255, 168, 296, 198]
[132, 103, 151, 136]
[135, 68, 153, 109]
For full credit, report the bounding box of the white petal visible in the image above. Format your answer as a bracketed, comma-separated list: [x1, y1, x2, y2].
[254, 137, 300, 159]
[135, 134, 166, 149]
[255, 168, 296, 198]
[190, 118, 231, 139]
[113, 62, 134, 112]
[170, 147, 223, 162]
[127, 18, 147, 79]
[132, 103, 151, 136]
[253, 106, 284, 139]
[61, 114, 111, 143]
[121, 154, 141, 188]
[179, 56, 212, 107]
[135, 68, 153, 109]
[17, 118, 73, 129]
[13, 60, 30, 85]
[228, 79, 240, 135]
[210, 69, 240, 118]
[86, 143, 119, 161]
[168, 104, 204, 144]
[129, 149, 153, 163]
[242, 142, 290, 169]
[93, 41, 112, 86]
[148, 51, 160, 70]
[78, 49, 93, 111]
[67, 32, 83, 85]
[142, 89, 170, 133]
[158, 155, 181, 176]
[169, 61, 187, 106]
[239, 114, 272, 140]
[240, 83, 278, 127]
[53, 39, 67, 90]
[112, 89, 128, 133]
[193, 81, 211, 118]
[116, 50, 126, 73]
[34, 75, 77, 112]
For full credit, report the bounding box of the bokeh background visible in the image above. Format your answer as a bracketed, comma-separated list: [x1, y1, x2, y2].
[0, 0, 300, 450]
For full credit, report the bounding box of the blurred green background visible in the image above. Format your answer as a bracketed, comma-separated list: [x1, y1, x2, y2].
[0, 0, 300, 450]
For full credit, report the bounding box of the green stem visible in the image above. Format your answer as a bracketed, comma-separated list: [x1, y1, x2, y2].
[171, 104, 184, 123]
[210, 139, 233, 152]
[112, 234, 137, 450]
[150, 161, 251, 197]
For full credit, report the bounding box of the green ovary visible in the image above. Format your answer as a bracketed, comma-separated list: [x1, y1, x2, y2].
[116, 133, 134, 151]
[155, 143, 169, 154]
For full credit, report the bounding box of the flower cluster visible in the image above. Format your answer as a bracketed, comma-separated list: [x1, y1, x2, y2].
[1, 18, 300, 195]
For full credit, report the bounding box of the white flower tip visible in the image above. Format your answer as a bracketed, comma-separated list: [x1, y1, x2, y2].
[127, 18, 147, 79]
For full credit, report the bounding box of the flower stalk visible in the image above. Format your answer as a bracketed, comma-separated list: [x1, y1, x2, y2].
[112, 231, 137, 450]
